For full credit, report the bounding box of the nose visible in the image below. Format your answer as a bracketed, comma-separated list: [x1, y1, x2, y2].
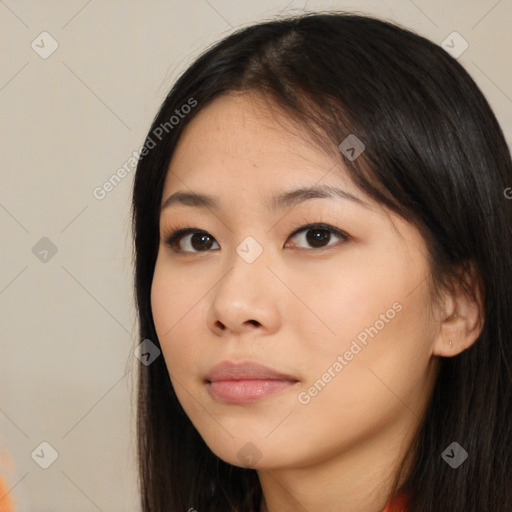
[205, 246, 282, 337]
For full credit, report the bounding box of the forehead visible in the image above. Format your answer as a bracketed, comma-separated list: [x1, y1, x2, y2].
[163, 92, 357, 196]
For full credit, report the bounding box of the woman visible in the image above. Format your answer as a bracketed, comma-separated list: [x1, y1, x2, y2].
[131, 11, 512, 512]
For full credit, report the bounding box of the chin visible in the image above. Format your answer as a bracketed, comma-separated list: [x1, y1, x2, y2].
[200, 433, 297, 471]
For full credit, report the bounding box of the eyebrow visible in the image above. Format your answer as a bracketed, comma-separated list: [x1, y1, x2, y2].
[161, 185, 371, 213]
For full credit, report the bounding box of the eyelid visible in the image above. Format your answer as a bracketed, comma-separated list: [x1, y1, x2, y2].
[163, 223, 349, 253]
[164, 227, 217, 252]
[287, 222, 348, 241]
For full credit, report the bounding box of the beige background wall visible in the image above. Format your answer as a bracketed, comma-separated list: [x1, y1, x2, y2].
[1, 1, 510, 510]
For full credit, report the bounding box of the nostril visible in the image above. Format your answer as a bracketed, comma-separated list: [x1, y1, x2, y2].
[213, 319, 260, 330]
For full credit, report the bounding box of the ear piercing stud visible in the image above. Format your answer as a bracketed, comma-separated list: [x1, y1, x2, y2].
[449, 314, 457, 347]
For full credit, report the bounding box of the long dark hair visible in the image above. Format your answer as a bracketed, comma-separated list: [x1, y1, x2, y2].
[131, 11, 512, 511]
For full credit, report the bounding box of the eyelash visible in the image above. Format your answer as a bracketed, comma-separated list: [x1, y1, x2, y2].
[162, 222, 350, 254]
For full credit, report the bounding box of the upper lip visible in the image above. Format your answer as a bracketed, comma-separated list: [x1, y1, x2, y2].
[205, 361, 299, 382]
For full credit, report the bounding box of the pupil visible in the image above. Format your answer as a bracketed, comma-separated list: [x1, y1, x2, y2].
[307, 229, 329, 247]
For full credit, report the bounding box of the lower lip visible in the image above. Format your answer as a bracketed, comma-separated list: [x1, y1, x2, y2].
[207, 379, 297, 403]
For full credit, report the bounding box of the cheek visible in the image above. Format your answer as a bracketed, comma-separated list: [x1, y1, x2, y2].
[151, 264, 176, 340]
[291, 248, 434, 401]
[283, 253, 400, 358]
[289, 294, 433, 457]
[151, 257, 206, 333]
[150, 261, 206, 370]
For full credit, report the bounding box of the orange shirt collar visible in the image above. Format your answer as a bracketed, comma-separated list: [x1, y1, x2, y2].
[380, 492, 409, 512]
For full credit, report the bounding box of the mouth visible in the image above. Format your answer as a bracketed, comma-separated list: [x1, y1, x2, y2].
[204, 361, 300, 404]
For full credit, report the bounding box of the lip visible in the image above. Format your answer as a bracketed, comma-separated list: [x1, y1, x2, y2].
[205, 361, 299, 403]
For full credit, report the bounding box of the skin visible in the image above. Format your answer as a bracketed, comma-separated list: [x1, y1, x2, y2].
[150, 91, 483, 512]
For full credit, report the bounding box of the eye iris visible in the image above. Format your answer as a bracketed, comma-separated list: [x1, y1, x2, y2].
[306, 228, 330, 248]
[191, 233, 214, 251]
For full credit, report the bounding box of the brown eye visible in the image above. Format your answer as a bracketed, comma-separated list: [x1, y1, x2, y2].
[285, 223, 348, 250]
[305, 228, 331, 248]
[165, 229, 220, 253]
[164, 223, 348, 254]
[188, 233, 216, 251]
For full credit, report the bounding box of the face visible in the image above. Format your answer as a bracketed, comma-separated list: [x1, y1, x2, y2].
[151, 92, 440, 471]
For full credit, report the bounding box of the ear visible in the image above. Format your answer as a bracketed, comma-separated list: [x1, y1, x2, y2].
[432, 262, 484, 357]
